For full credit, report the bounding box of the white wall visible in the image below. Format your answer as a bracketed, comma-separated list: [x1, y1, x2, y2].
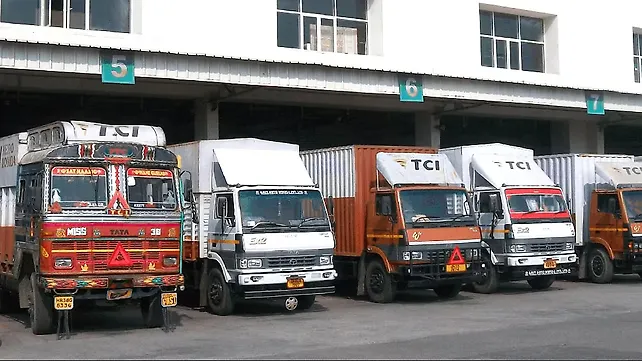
[1, 0, 642, 95]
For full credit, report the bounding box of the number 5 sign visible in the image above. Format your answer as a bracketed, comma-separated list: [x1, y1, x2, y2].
[101, 51, 135, 84]
[398, 74, 423, 102]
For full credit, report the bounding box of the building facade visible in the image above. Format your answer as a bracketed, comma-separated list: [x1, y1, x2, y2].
[0, 0, 641, 154]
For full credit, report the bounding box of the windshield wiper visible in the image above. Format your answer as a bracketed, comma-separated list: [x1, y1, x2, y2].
[449, 214, 471, 225]
[249, 221, 289, 230]
[411, 215, 444, 223]
[297, 217, 329, 230]
[631, 213, 642, 221]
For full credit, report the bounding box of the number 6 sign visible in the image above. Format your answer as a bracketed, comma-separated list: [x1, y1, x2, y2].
[398, 74, 424, 103]
[101, 51, 135, 84]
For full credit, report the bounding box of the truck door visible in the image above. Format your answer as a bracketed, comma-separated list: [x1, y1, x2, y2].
[367, 192, 398, 248]
[475, 191, 504, 256]
[592, 193, 624, 256]
[210, 193, 238, 265]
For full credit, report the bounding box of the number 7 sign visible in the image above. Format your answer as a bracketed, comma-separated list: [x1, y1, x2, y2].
[585, 91, 605, 115]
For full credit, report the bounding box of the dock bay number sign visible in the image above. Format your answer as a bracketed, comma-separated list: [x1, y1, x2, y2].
[101, 50, 135, 85]
[398, 74, 424, 103]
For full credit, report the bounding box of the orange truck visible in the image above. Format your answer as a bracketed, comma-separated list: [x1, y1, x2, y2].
[300, 146, 484, 303]
[0, 121, 184, 335]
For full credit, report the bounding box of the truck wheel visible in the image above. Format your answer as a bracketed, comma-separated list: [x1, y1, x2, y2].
[205, 268, 235, 316]
[28, 273, 54, 335]
[365, 259, 396, 303]
[297, 295, 316, 311]
[433, 283, 462, 299]
[140, 292, 164, 328]
[527, 275, 555, 290]
[472, 254, 499, 294]
[588, 247, 614, 284]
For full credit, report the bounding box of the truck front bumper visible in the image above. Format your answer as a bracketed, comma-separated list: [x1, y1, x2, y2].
[234, 269, 337, 300]
[503, 254, 577, 279]
[397, 260, 485, 287]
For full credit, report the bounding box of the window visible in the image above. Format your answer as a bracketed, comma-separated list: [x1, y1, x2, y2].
[126, 168, 176, 210]
[50, 166, 107, 209]
[479, 10, 545, 73]
[597, 194, 620, 214]
[277, 0, 368, 55]
[0, 0, 130, 33]
[478, 191, 500, 213]
[634, 33, 642, 83]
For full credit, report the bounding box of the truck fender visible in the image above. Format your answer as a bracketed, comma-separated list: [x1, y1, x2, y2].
[588, 238, 615, 260]
[206, 252, 233, 282]
[480, 241, 499, 265]
[366, 246, 393, 273]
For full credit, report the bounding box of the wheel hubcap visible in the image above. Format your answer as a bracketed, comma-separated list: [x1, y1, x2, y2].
[284, 297, 298, 311]
[369, 268, 385, 294]
[208, 279, 223, 306]
[592, 255, 604, 277]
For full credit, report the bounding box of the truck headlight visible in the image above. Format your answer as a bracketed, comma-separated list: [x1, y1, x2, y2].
[509, 244, 526, 253]
[54, 258, 73, 269]
[246, 259, 262, 268]
[402, 251, 422, 260]
[565, 242, 574, 251]
[163, 256, 178, 267]
[320, 256, 332, 265]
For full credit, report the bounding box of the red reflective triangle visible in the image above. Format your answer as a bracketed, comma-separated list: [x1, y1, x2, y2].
[107, 191, 130, 210]
[447, 246, 465, 265]
[107, 242, 133, 268]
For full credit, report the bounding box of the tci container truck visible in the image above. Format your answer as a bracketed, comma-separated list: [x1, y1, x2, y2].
[168, 138, 337, 315]
[0, 121, 184, 335]
[300, 145, 484, 303]
[535, 153, 642, 283]
[441, 143, 576, 294]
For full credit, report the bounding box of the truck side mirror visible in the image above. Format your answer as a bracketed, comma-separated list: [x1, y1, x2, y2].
[217, 197, 228, 219]
[327, 196, 334, 216]
[489, 194, 503, 218]
[381, 196, 393, 217]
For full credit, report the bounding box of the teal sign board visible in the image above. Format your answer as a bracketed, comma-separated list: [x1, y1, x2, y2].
[585, 91, 604, 115]
[398, 74, 423, 102]
[101, 51, 135, 84]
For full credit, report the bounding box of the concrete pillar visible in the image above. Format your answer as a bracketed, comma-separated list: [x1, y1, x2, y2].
[194, 99, 220, 140]
[414, 112, 441, 148]
[550, 120, 604, 154]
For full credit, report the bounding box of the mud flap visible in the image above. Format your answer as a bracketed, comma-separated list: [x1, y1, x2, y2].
[199, 261, 209, 307]
[356, 253, 366, 297]
[578, 246, 589, 280]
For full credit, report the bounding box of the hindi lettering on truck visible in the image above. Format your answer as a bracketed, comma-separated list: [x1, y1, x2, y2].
[535, 154, 642, 283]
[168, 138, 337, 315]
[300, 146, 484, 303]
[0, 121, 184, 335]
[441, 143, 577, 294]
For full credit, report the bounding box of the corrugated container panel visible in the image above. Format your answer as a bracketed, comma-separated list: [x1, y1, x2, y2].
[182, 193, 211, 260]
[301, 145, 437, 257]
[0, 187, 16, 270]
[534, 153, 634, 246]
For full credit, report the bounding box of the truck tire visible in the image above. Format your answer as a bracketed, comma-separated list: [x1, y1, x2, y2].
[472, 254, 499, 294]
[527, 275, 555, 290]
[140, 292, 164, 328]
[365, 259, 396, 303]
[205, 268, 235, 316]
[433, 283, 462, 299]
[588, 247, 614, 284]
[297, 295, 316, 311]
[28, 273, 54, 335]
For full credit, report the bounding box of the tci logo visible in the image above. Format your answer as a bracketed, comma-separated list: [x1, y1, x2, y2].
[493, 161, 531, 170]
[410, 159, 440, 171]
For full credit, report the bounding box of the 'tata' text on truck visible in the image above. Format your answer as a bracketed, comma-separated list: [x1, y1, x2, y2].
[0, 121, 184, 335]
[169, 138, 337, 315]
[300, 145, 484, 303]
[440, 143, 577, 294]
[535, 154, 642, 283]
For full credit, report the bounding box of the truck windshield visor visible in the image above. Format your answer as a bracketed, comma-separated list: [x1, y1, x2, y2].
[505, 188, 569, 222]
[126, 168, 177, 210]
[622, 190, 642, 221]
[50, 166, 107, 208]
[399, 189, 473, 227]
[239, 189, 330, 232]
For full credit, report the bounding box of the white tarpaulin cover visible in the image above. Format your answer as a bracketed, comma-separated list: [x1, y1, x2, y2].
[376, 152, 463, 186]
[471, 154, 554, 189]
[211, 138, 315, 187]
[595, 162, 642, 188]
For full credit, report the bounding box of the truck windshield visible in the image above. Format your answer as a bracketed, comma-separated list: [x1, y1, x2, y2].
[622, 190, 642, 221]
[239, 189, 330, 232]
[506, 188, 569, 223]
[399, 189, 473, 227]
[126, 168, 177, 210]
[50, 166, 107, 208]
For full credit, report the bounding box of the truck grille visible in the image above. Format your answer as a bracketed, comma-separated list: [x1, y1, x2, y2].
[530, 242, 566, 253]
[267, 255, 316, 268]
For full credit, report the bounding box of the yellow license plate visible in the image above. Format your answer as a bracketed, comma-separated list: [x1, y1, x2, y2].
[286, 278, 304, 289]
[54, 296, 74, 311]
[161, 292, 178, 308]
[446, 264, 467, 273]
[544, 259, 557, 269]
[106, 288, 133, 301]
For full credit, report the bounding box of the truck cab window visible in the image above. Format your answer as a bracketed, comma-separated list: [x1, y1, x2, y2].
[597, 194, 620, 214]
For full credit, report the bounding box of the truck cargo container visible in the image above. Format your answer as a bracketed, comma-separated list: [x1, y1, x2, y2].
[300, 145, 484, 303]
[441, 143, 577, 294]
[0, 121, 184, 335]
[169, 139, 337, 315]
[535, 153, 642, 283]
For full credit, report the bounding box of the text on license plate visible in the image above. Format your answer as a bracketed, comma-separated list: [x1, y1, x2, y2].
[54, 296, 74, 311]
[446, 264, 467, 273]
[544, 259, 557, 269]
[286, 278, 304, 289]
[161, 292, 178, 308]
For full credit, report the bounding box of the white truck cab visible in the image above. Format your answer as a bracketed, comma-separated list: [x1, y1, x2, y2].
[441, 143, 577, 293]
[169, 138, 337, 315]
